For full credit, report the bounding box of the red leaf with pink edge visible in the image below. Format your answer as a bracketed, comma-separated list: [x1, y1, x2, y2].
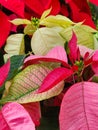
[38, 67, 73, 93]
[59, 82, 98, 130]
[23, 102, 41, 126]
[89, 0, 98, 6]
[0, 60, 10, 87]
[24, 46, 69, 68]
[92, 50, 98, 74]
[0, 102, 35, 130]
[24, 0, 51, 16]
[68, 32, 79, 63]
[0, 11, 11, 48]
[0, 0, 24, 17]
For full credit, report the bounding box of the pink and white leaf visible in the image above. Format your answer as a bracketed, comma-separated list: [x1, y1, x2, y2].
[0, 102, 35, 130]
[0, 60, 10, 87]
[59, 82, 98, 130]
[24, 46, 69, 67]
[79, 45, 94, 58]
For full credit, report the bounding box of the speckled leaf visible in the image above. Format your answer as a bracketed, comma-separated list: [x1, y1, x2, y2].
[0, 64, 64, 104]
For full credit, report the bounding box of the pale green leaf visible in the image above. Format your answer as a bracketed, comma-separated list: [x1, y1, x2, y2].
[40, 8, 52, 20]
[31, 27, 65, 55]
[4, 34, 25, 61]
[0, 64, 64, 104]
[10, 18, 31, 25]
[94, 32, 98, 50]
[40, 15, 75, 28]
[94, 36, 98, 50]
[24, 24, 36, 35]
[81, 25, 97, 33]
[60, 24, 95, 49]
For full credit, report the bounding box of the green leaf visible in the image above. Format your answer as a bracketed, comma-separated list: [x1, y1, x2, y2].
[24, 24, 36, 35]
[0, 64, 64, 104]
[7, 55, 25, 80]
[31, 27, 65, 55]
[61, 24, 96, 49]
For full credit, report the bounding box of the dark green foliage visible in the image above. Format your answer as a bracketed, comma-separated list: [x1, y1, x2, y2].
[7, 55, 25, 80]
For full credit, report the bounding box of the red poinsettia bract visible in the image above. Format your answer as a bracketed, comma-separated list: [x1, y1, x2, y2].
[0, 60, 10, 87]
[0, 11, 11, 48]
[66, 0, 96, 28]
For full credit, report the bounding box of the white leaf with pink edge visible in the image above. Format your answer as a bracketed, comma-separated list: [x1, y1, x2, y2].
[24, 46, 68, 67]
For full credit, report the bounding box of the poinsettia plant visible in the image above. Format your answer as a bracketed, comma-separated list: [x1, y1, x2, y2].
[0, 0, 98, 130]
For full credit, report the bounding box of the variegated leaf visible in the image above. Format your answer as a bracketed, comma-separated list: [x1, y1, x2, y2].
[0, 64, 64, 104]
